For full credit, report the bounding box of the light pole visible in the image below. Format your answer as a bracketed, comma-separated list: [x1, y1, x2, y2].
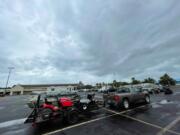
[5, 67, 14, 94]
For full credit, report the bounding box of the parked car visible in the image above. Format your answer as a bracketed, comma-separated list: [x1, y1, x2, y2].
[142, 87, 160, 94]
[0, 90, 5, 97]
[164, 87, 173, 94]
[142, 87, 153, 94]
[103, 88, 117, 106]
[157, 85, 164, 92]
[153, 88, 160, 94]
[103, 87, 150, 109]
[0, 92, 5, 97]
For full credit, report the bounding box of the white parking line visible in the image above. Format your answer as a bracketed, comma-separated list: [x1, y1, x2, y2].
[104, 108, 180, 135]
[0, 118, 26, 128]
[157, 116, 180, 135]
[43, 105, 146, 135]
[43, 114, 117, 135]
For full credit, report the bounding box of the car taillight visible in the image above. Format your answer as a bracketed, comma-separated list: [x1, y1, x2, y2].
[114, 95, 120, 102]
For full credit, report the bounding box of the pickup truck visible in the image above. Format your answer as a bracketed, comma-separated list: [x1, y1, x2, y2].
[103, 87, 150, 109]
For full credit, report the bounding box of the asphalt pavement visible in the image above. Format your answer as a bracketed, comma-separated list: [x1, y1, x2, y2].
[0, 90, 180, 135]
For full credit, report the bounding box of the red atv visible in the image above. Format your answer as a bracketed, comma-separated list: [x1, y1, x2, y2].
[24, 94, 79, 125]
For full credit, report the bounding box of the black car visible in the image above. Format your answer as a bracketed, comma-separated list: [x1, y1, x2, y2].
[164, 87, 173, 94]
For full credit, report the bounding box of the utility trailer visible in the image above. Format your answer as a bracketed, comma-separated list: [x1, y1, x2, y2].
[25, 93, 100, 125]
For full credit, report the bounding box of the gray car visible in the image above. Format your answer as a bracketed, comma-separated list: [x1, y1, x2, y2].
[103, 87, 150, 109]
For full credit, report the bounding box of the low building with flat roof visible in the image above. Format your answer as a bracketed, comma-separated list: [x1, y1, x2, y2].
[10, 83, 79, 95]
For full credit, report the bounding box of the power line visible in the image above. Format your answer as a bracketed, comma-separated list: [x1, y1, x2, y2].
[5, 67, 14, 94]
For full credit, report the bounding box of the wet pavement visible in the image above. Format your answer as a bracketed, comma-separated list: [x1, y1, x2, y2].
[0, 90, 180, 135]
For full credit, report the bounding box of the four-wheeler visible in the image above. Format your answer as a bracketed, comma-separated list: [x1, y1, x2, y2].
[25, 94, 80, 125]
[74, 94, 99, 114]
[103, 87, 150, 110]
[27, 91, 80, 109]
[25, 93, 100, 125]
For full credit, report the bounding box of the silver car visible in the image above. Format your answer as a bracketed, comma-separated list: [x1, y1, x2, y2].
[103, 87, 150, 109]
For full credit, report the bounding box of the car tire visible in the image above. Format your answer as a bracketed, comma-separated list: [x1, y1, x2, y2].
[122, 99, 130, 109]
[145, 95, 150, 104]
[82, 104, 88, 111]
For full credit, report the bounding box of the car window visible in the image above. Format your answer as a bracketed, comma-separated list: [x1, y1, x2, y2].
[131, 88, 142, 93]
[108, 88, 117, 92]
[117, 87, 130, 93]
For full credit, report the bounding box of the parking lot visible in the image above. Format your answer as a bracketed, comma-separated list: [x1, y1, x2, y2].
[0, 89, 180, 135]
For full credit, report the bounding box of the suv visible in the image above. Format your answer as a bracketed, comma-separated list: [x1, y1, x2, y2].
[103, 87, 150, 109]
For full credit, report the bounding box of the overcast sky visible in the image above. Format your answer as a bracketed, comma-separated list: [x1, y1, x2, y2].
[0, 0, 180, 86]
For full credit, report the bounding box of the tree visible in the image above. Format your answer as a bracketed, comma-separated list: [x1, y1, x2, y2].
[77, 81, 84, 89]
[84, 85, 93, 89]
[110, 80, 129, 87]
[159, 73, 176, 86]
[96, 83, 102, 89]
[131, 77, 141, 84]
[113, 80, 118, 87]
[121, 82, 129, 86]
[143, 77, 156, 84]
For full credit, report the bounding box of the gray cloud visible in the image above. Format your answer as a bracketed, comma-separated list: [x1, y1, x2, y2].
[0, 0, 180, 86]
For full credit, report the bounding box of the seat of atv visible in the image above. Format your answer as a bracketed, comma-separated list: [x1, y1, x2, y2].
[45, 97, 59, 107]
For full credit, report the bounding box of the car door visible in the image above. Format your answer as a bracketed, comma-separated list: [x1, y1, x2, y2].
[131, 88, 144, 102]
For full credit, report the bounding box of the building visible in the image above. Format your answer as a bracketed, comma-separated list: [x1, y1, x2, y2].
[0, 87, 12, 95]
[10, 83, 79, 95]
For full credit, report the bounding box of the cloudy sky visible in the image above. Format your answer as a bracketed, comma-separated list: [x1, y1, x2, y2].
[0, 0, 180, 86]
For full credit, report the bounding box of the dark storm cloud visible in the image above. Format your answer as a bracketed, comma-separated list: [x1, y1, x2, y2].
[49, 0, 180, 79]
[0, 0, 180, 85]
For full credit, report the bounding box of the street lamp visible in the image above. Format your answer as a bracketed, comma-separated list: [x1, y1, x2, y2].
[5, 67, 14, 94]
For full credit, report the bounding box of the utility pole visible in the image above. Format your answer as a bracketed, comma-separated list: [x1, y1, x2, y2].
[5, 67, 14, 94]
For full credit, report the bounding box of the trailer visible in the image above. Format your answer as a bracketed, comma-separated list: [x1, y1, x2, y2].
[24, 93, 100, 125]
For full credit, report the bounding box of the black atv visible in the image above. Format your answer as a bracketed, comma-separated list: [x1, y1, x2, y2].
[74, 94, 99, 114]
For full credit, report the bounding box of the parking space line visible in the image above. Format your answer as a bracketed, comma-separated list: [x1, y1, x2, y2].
[157, 116, 180, 135]
[104, 108, 180, 135]
[0, 118, 26, 128]
[43, 105, 147, 135]
[43, 114, 117, 135]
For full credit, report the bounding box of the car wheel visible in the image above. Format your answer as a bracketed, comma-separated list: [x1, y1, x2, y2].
[145, 95, 150, 104]
[122, 99, 130, 109]
[82, 104, 88, 110]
